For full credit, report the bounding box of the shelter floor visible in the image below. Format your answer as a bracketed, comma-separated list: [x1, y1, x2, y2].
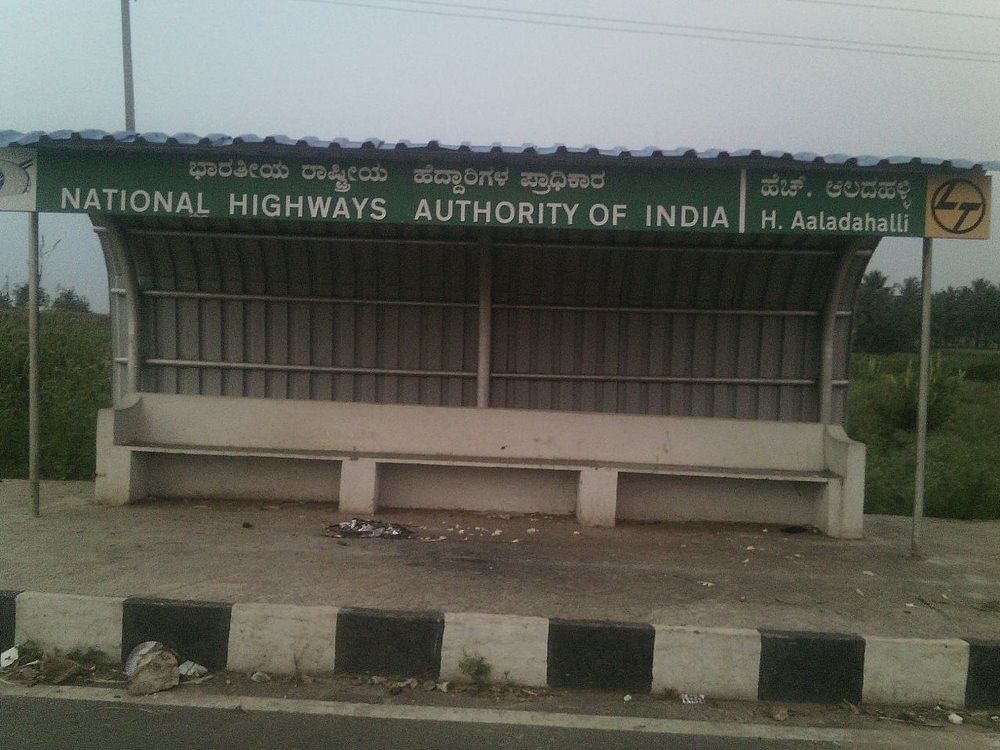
[1, 480, 997, 639]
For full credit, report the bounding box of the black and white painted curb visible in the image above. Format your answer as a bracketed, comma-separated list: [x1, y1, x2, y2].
[2, 591, 997, 709]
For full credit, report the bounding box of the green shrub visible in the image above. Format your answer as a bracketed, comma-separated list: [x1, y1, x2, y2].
[0, 311, 112, 480]
[863, 354, 960, 434]
[458, 652, 491, 684]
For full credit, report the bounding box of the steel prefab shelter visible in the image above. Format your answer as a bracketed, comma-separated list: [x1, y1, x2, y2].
[1, 130, 993, 535]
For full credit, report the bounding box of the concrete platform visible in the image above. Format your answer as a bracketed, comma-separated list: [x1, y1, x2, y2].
[1, 480, 998, 640]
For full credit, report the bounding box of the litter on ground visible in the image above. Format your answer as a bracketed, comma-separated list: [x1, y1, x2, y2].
[323, 518, 414, 540]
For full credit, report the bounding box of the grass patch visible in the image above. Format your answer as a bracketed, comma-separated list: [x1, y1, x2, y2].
[0, 311, 112, 480]
[848, 351, 1000, 519]
[458, 652, 492, 684]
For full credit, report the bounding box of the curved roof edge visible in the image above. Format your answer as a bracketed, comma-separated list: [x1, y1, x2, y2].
[2, 129, 996, 172]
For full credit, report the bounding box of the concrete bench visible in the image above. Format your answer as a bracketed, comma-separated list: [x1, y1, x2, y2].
[96, 393, 864, 537]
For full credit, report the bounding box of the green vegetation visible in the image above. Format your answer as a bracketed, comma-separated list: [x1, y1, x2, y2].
[0, 310, 112, 480]
[848, 350, 1000, 520]
[854, 272, 999, 353]
[458, 652, 492, 684]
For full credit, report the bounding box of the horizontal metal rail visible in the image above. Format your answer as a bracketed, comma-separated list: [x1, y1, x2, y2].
[116, 357, 475, 378]
[492, 372, 847, 386]
[99, 226, 479, 246]
[110, 288, 850, 317]
[495, 303, 849, 317]
[99, 225, 864, 256]
[114, 288, 476, 308]
[118, 357, 846, 387]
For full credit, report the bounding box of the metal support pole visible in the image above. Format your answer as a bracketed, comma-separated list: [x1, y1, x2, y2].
[121, 0, 136, 131]
[106, 223, 142, 396]
[28, 212, 40, 517]
[912, 238, 933, 557]
[818, 244, 856, 423]
[476, 233, 493, 408]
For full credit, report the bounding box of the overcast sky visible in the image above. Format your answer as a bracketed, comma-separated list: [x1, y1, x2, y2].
[2, 0, 998, 312]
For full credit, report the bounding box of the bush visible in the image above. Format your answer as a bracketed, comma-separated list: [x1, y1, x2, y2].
[849, 356, 1000, 521]
[0, 311, 112, 480]
[860, 354, 960, 434]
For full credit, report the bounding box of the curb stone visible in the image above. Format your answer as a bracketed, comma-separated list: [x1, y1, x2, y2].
[2, 590, 997, 709]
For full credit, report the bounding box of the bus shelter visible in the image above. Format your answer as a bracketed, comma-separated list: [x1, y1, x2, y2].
[0, 130, 992, 538]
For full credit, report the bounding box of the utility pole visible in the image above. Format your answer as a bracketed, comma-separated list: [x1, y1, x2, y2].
[121, 0, 136, 131]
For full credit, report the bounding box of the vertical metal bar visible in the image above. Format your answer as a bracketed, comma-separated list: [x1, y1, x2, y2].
[476, 232, 493, 408]
[121, 0, 136, 131]
[912, 238, 933, 557]
[28, 212, 40, 517]
[818, 244, 855, 423]
[108, 224, 141, 395]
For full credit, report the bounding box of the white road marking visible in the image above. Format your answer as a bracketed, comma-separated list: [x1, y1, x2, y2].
[1, 683, 858, 742]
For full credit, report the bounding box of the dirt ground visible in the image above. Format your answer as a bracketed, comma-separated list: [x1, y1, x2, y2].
[1, 480, 998, 639]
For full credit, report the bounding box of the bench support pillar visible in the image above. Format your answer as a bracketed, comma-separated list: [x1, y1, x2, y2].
[94, 408, 146, 505]
[576, 467, 618, 527]
[818, 426, 866, 538]
[339, 458, 379, 515]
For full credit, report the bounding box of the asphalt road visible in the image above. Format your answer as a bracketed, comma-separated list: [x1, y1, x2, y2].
[0, 695, 840, 750]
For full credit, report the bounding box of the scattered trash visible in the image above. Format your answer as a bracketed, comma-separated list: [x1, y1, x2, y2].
[771, 706, 789, 721]
[323, 518, 414, 540]
[511, 539, 520, 544]
[779, 525, 810, 534]
[242, 522, 254, 529]
[125, 642, 166, 678]
[572, 531, 581, 535]
[178, 660, 208, 679]
[623, 694, 633, 702]
[127, 650, 179, 696]
[526, 528, 538, 534]
[742, 558, 750, 564]
[251, 670, 271, 683]
[855, 589, 865, 597]
[388, 677, 419, 694]
[862, 570, 876, 577]
[42, 655, 81, 685]
[793, 554, 802, 559]
[0, 646, 17, 669]
[947, 712, 964, 725]
[437, 681, 450, 693]
[745, 546, 756, 551]
[492, 530, 502, 536]
[422, 680, 437, 691]
[680, 693, 705, 705]
[905, 603, 916, 609]
[698, 581, 715, 587]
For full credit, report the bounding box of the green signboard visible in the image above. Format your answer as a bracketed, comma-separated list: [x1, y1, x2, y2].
[0, 146, 991, 239]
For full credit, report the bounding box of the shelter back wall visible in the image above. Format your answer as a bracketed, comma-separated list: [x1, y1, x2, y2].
[97, 219, 873, 424]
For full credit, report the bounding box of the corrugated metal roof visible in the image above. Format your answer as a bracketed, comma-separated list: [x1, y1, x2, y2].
[1, 129, 997, 171]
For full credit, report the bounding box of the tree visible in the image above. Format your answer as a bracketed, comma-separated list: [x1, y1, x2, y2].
[853, 271, 910, 353]
[51, 286, 91, 313]
[12, 283, 50, 310]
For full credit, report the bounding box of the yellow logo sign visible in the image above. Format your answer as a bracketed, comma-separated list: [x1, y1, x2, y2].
[925, 173, 991, 239]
